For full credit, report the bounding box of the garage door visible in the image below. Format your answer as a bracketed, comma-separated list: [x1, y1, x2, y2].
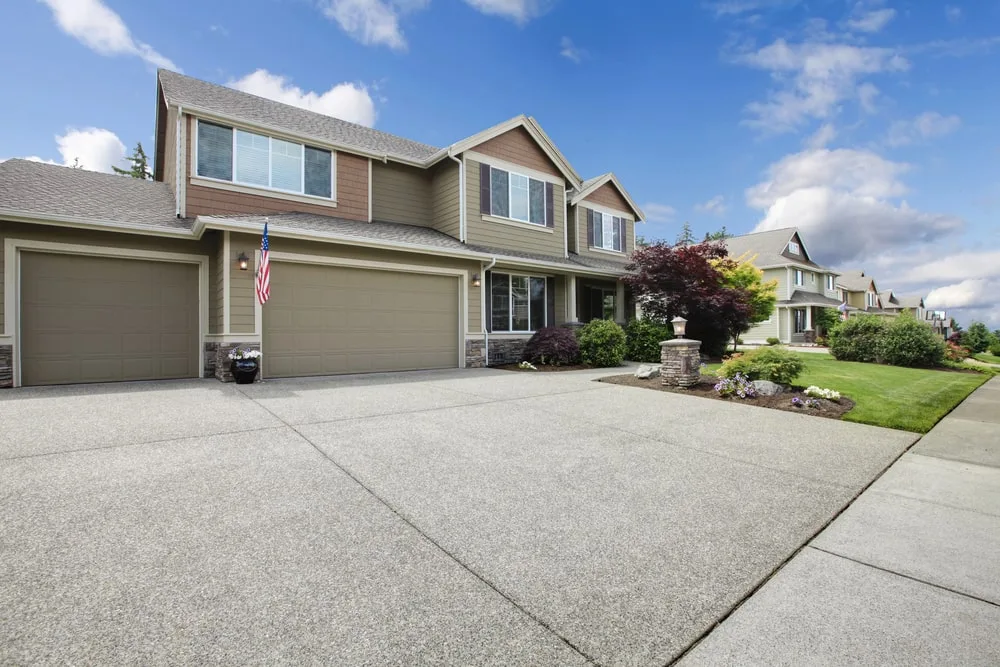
[19, 252, 199, 386]
[263, 262, 459, 378]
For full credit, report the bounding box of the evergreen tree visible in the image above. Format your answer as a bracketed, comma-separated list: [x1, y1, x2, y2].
[703, 226, 729, 241]
[674, 222, 695, 246]
[113, 142, 152, 180]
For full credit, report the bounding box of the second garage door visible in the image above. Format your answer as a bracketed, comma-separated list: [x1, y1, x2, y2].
[263, 262, 460, 378]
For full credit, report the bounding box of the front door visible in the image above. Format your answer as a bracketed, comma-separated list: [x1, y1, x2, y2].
[586, 286, 615, 322]
[794, 308, 807, 334]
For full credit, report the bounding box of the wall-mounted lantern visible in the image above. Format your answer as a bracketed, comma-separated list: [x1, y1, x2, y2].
[472, 274, 482, 287]
[237, 252, 250, 271]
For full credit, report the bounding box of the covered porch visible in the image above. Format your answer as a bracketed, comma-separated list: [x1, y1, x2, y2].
[777, 291, 845, 344]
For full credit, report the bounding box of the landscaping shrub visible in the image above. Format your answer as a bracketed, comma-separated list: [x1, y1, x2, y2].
[945, 341, 970, 362]
[989, 342, 1000, 357]
[766, 337, 781, 346]
[828, 316, 889, 363]
[578, 319, 627, 367]
[713, 372, 756, 399]
[961, 322, 994, 353]
[876, 317, 946, 368]
[624, 318, 673, 363]
[521, 326, 580, 366]
[718, 347, 805, 385]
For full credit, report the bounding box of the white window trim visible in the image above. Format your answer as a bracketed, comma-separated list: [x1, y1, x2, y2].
[481, 214, 554, 232]
[788, 241, 800, 254]
[591, 210, 624, 253]
[489, 166, 547, 227]
[794, 269, 804, 286]
[826, 275, 835, 291]
[491, 271, 547, 333]
[195, 119, 337, 201]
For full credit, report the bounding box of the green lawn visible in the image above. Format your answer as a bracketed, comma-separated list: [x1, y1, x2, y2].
[973, 352, 1000, 365]
[704, 352, 989, 433]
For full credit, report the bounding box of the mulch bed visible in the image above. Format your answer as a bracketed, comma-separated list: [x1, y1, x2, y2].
[493, 364, 593, 372]
[598, 374, 855, 420]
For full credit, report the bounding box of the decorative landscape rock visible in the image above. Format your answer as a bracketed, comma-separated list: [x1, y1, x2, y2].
[634, 364, 661, 379]
[752, 380, 785, 396]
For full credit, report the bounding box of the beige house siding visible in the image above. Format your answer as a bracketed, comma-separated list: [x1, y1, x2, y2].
[431, 161, 461, 239]
[0, 221, 217, 335]
[584, 182, 631, 212]
[162, 105, 177, 191]
[465, 159, 565, 257]
[184, 115, 369, 222]
[210, 230, 223, 334]
[372, 161, 432, 226]
[575, 204, 633, 261]
[227, 233, 482, 335]
[743, 313, 779, 342]
[475, 127, 562, 178]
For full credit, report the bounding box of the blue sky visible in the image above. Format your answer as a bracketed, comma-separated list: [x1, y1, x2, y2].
[2, 0, 999, 325]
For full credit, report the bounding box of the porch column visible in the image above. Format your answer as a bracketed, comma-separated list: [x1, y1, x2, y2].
[615, 280, 626, 323]
[567, 275, 577, 322]
[805, 305, 813, 330]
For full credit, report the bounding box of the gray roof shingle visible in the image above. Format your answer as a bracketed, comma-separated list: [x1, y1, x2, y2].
[836, 270, 874, 292]
[159, 70, 440, 163]
[0, 159, 188, 231]
[723, 227, 829, 270]
[779, 290, 844, 307]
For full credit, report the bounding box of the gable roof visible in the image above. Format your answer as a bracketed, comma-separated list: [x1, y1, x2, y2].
[0, 159, 188, 234]
[158, 70, 440, 163]
[568, 172, 645, 220]
[723, 227, 828, 270]
[836, 270, 877, 292]
[897, 294, 925, 309]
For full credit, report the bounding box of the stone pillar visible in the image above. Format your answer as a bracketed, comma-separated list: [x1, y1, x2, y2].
[0, 344, 12, 389]
[661, 338, 702, 388]
[214, 342, 261, 382]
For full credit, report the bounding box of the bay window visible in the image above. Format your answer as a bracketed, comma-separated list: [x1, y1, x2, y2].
[490, 272, 548, 332]
[484, 165, 553, 226]
[196, 120, 334, 199]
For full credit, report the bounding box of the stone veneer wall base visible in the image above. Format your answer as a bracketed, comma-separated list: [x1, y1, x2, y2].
[0, 345, 12, 389]
[464, 337, 531, 367]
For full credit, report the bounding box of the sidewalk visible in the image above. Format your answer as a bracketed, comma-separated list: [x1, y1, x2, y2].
[679, 376, 1000, 666]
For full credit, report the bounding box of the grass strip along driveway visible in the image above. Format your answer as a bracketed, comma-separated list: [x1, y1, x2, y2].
[974, 352, 1000, 365]
[707, 352, 989, 433]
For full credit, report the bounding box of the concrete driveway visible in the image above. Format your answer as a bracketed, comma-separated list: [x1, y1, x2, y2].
[0, 368, 917, 665]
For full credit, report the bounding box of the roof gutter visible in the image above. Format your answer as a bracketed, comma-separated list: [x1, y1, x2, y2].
[175, 105, 183, 218]
[448, 148, 465, 242]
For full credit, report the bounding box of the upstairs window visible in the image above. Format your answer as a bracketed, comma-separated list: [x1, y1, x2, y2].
[196, 120, 334, 199]
[826, 275, 835, 291]
[794, 269, 804, 286]
[867, 292, 877, 308]
[787, 241, 800, 254]
[481, 164, 553, 227]
[588, 209, 626, 252]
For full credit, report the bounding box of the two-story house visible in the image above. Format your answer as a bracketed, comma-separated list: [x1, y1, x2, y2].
[723, 228, 842, 344]
[836, 270, 883, 313]
[0, 69, 644, 388]
[878, 290, 926, 320]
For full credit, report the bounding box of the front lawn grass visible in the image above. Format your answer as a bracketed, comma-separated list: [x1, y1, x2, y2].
[704, 352, 989, 433]
[974, 352, 1000, 365]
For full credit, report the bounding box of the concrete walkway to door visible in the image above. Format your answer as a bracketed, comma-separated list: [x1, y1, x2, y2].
[680, 376, 1000, 665]
[1, 367, 917, 665]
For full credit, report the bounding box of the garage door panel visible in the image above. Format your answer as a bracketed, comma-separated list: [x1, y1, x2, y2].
[263, 262, 459, 378]
[20, 252, 199, 386]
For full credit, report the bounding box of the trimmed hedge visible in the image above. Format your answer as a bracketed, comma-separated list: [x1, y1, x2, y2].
[521, 326, 580, 366]
[766, 337, 780, 346]
[578, 319, 627, 367]
[718, 347, 804, 385]
[876, 317, 945, 367]
[624, 318, 673, 363]
[829, 316, 889, 363]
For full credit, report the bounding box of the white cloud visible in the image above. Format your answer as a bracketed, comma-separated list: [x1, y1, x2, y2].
[805, 122, 836, 148]
[926, 278, 996, 309]
[227, 70, 377, 127]
[462, 0, 551, 23]
[706, 0, 800, 16]
[695, 195, 727, 216]
[885, 111, 961, 147]
[38, 0, 179, 70]
[24, 156, 60, 165]
[560, 37, 585, 64]
[642, 203, 677, 223]
[747, 147, 962, 265]
[858, 82, 880, 113]
[736, 39, 908, 133]
[318, 0, 428, 50]
[945, 5, 962, 23]
[56, 128, 127, 173]
[846, 7, 896, 33]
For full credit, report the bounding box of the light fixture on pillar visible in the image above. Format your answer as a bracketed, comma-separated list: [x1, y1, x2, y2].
[671, 316, 688, 339]
[472, 274, 481, 287]
[237, 252, 250, 271]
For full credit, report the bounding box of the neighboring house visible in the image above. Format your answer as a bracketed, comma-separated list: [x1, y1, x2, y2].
[723, 228, 842, 344]
[925, 310, 953, 339]
[836, 270, 883, 313]
[879, 290, 926, 320]
[0, 70, 646, 388]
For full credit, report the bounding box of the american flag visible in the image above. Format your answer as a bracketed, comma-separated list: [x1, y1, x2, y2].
[256, 220, 270, 306]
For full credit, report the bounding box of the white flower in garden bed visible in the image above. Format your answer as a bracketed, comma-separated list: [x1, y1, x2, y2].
[804, 386, 840, 401]
[228, 347, 262, 361]
[518, 361, 537, 370]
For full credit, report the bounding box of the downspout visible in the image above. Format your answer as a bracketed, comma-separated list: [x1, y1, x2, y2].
[175, 105, 183, 218]
[482, 256, 497, 366]
[448, 149, 465, 242]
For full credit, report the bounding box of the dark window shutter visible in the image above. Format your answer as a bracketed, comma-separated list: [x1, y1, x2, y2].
[619, 218, 626, 252]
[479, 163, 491, 215]
[545, 183, 554, 228]
[485, 270, 493, 332]
[586, 209, 594, 246]
[546, 277, 556, 326]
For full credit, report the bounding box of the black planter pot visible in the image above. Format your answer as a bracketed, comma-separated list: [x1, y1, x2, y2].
[230, 359, 259, 384]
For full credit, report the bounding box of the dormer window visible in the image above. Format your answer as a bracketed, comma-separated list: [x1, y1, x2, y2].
[195, 120, 334, 199]
[787, 241, 800, 254]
